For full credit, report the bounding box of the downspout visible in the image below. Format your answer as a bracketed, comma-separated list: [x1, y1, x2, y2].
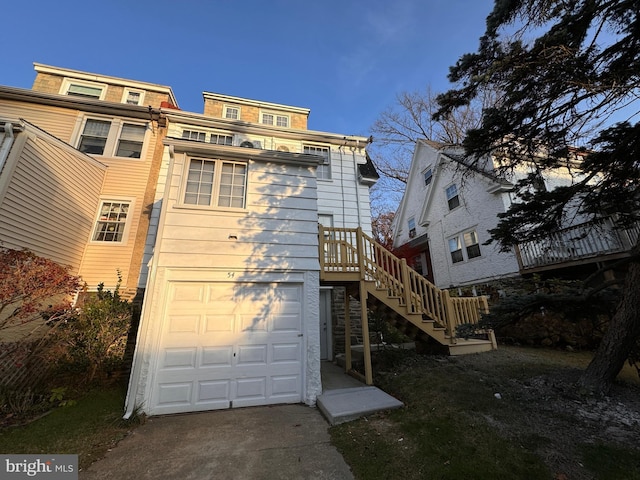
[0, 123, 16, 174]
[123, 145, 176, 419]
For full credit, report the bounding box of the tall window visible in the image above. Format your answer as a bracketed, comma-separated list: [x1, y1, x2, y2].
[464, 230, 481, 259]
[408, 218, 416, 238]
[184, 159, 247, 209]
[449, 237, 464, 263]
[304, 145, 331, 180]
[116, 124, 146, 158]
[424, 168, 433, 186]
[93, 201, 130, 242]
[79, 120, 111, 155]
[446, 184, 460, 210]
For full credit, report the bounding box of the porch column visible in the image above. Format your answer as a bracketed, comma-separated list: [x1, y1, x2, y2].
[360, 282, 373, 385]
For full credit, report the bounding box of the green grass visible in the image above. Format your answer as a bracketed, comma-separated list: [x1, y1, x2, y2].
[0, 384, 138, 469]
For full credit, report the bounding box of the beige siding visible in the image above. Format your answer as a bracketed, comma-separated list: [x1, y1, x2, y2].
[77, 127, 160, 291]
[0, 133, 105, 271]
[153, 154, 319, 273]
[0, 99, 78, 143]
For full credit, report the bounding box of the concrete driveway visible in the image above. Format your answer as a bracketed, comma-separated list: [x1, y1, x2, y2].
[79, 404, 354, 480]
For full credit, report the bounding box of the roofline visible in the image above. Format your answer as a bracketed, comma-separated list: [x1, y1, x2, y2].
[33, 62, 179, 107]
[164, 137, 323, 167]
[202, 92, 310, 115]
[0, 85, 163, 121]
[0, 117, 108, 170]
[162, 109, 369, 149]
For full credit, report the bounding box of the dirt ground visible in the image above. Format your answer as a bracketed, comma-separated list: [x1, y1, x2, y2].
[436, 347, 640, 479]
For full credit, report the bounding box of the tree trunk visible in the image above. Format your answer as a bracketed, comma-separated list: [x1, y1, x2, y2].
[577, 256, 640, 395]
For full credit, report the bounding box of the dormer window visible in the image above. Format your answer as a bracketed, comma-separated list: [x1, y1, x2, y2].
[261, 112, 289, 127]
[122, 88, 145, 106]
[224, 106, 240, 120]
[182, 130, 206, 142]
[61, 79, 106, 100]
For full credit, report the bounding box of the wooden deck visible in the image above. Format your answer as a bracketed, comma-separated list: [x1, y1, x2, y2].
[319, 226, 496, 383]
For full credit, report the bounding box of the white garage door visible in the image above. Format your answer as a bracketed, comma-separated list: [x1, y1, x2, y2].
[150, 281, 303, 415]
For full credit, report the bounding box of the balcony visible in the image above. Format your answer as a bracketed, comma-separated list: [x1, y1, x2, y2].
[516, 217, 640, 273]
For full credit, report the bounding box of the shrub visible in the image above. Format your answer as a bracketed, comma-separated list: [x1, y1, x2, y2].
[55, 278, 133, 383]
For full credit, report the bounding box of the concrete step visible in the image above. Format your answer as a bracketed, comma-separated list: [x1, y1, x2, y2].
[317, 386, 403, 425]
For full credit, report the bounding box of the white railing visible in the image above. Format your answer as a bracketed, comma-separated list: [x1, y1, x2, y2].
[517, 218, 640, 270]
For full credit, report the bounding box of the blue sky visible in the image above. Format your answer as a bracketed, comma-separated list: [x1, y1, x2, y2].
[2, 0, 494, 137]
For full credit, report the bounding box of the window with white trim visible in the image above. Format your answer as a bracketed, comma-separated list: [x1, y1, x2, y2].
[210, 133, 233, 146]
[77, 118, 147, 158]
[304, 145, 331, 180]
[183, 158, 247, 209]
[424, 167, 433, 186]
[61, 79, 106, 100]
[446, 184, 460, 210]
[224, 106, 240, 120]
[449, 230, 481, 264]
[463, 230, 481, 259]
[261, 112, 289, 127]
[92, 201, 130, 242]
[408, 218, 416, 238]
[182, 130, 206, 142]
[449, 236, 464, 263]
[122, 88, 145, 105]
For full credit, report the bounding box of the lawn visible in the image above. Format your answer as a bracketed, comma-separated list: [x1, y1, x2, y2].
[0, 383, 139, 470]
[330, 346, 640, 480]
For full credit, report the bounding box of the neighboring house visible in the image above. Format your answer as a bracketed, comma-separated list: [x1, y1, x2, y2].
[392, 139, 640, 290]
[0, 63, 177, 297]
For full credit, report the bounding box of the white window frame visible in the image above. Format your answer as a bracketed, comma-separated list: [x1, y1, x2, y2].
[463, 230, 482, 259]
[209, 133, 234, 146]
[75, 116, 149, 159]
[423, 167, 433, 186]
[182, 129, 207, 142]
[449, 229, 481, 264]
[445, 183, 461, 210]
[90, 198, 134, 244]
[260, 111, 290, 128]
[60, 78, 107, 100]
[224, 105, 240, 120]
[304, 145, 331, 180]
[122, 88, 146, 106]
[408, 218, 417, 238]
[180, 157, 248, 210]
[448, 236, 464, 264]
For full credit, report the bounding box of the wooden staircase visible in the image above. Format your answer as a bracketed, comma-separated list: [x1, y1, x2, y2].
[319, 226, 497, 357]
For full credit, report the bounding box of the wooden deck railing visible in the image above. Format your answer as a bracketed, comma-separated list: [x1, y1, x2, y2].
[319, 226, 489, 338]
[517, 217, 640, 270]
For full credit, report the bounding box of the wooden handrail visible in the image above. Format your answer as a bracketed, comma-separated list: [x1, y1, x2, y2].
[319, 226, 488, 337]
